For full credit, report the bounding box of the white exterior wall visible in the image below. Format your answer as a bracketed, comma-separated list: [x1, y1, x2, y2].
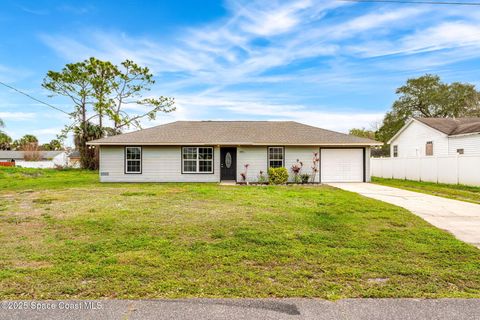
[447, 134, 480, 156]
[100, 145, 371, 183]
[99, 146, 220, 182]
[9, 152, 69, 169]
[390, 120, 448, 157]
[15, 160, 56, 168]
[285, 147, 320, 182]
[236, 146, 268, 182]
[236, 146, 368, 183]
[236, 146, 321, 182]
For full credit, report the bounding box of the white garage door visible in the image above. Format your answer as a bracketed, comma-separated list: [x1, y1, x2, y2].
[321, 149, 364, 182]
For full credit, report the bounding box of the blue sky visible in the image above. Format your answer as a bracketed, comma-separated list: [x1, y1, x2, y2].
[1, 0, 480, 144]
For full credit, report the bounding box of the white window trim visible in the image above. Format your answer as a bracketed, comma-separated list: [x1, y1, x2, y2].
[182, 147, 214, 174]
[125, 146, 142, 174]
[268, 146, 284, 168]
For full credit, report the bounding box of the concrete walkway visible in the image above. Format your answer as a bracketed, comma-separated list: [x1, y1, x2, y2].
[1, 299, 479, 320]
[328, 183, 480, 248]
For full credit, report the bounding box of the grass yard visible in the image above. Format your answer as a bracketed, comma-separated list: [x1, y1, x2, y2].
[373, 177, 480, 205]
[0, 167, 479, 300]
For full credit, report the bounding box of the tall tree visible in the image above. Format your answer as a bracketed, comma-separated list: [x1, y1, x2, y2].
[0, 119, 12, 150]
[43, 61, 94, 167]
[43, 57, 175, 169]
[12, 134, 38, 150]
[376, 74, 480, 144]
[348, 128, 376, 140]
[0, 132, 12, 150]
[106, 59, 175, 131]
[41, 139, 62, 151]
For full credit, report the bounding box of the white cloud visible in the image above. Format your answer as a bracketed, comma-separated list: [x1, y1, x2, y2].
[0, 112, 36, 120]
[146, 93, 384, 133]
[35, 0, 480, 135]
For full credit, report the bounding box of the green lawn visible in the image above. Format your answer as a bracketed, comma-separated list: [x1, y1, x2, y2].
[0, 167, 479, 300]
[373, 177, 480, 205]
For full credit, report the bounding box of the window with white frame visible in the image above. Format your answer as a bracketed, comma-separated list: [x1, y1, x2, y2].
[125, 147, 142, 173]
[393, 145, 398, 157]
[182, 147, 213, 173]
[268, 147, 284, 168]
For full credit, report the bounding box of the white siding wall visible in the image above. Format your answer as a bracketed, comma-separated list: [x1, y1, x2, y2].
[100, 145, 371, 183]
[236, 146, 268, 182]
[448, 134, 480, 156]
[236, 146, 367, 183]
[285, 146, 320, 182]
[391, 121, 448, 157]
[99, 146, 220, 182]
[236, 146, 322, 182]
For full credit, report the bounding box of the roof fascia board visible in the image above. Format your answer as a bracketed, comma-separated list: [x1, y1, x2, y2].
[448, 132, 480, 138]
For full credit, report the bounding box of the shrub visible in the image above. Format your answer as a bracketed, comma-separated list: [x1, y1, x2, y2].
[257, 170, 268, 184]
[268, 167, 288, 185]
[23, 143, 42, 161]
[300, 173, 310, 184]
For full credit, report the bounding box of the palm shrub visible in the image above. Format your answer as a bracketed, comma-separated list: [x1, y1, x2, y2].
[268, 167, 288, 185]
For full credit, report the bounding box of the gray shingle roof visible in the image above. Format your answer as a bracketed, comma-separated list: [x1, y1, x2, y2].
[87, 121, 381, 146]
[0, 151, 64, 160]
[415, 117, 480, 135]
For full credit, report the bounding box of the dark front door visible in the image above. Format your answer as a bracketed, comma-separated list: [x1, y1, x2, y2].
[220, 147, 237, 181]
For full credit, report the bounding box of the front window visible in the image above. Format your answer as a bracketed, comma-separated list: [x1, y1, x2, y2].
[393, 145, 398, 157]
[182, 147, 213, 173]
[268, 147, 284, 168]
[426, 141, 433, 156]
[125, 147, 141, 173]
[457, 148, 464, 155]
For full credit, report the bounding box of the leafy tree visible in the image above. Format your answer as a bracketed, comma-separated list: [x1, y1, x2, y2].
[349, 128, 376, 140]
[12, 134, 38, 150]
[43, 57, 175, 169]
[0, 132, 12, 150]
[73, 123, 104, 170]
[41, 139, 62, 151]
[376, 74, 480, 144]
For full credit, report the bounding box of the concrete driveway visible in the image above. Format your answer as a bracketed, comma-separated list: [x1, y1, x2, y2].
[328, 183, 480, 248]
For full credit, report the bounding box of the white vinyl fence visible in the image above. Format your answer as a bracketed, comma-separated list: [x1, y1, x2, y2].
[371, 155, 480, 186]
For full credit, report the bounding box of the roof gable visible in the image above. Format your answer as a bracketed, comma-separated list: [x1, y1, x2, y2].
[0, 151, 64, 160]
[389, 117, 480, 144]
[87, 121, 381, 146]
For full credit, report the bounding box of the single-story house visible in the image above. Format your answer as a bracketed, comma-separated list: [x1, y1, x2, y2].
[0, 150, 80, 168]
[0, 150, 68, 168]
[87, 121, 381, 183]
[68, 150, 81, 167]
[388, 117, 480, 158]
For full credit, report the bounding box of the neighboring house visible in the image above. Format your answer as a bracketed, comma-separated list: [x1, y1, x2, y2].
[67, 150, 81, 168]
[87, 121, 380, 183]
[388, 117, 480, 158]
[0, 150, 69, 168]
